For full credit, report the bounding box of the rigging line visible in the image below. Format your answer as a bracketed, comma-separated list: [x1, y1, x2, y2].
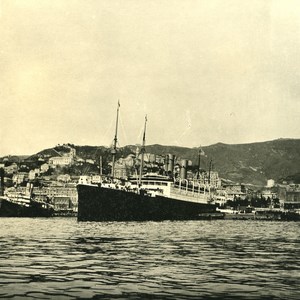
[174, 122, 192, 146]
[102, 115, 114, 147]
[119, 109, 128, 147]
[174, 109, 193, 145]
[137, 123, 144, 144]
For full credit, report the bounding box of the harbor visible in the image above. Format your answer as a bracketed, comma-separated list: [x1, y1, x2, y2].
[1, 140, 300, 220]
[1, 1, 300, 299]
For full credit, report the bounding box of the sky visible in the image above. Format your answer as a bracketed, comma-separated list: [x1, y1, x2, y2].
[0, 0, 300, 156]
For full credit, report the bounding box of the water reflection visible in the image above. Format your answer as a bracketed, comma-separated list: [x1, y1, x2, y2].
[0, 218, 299, 299]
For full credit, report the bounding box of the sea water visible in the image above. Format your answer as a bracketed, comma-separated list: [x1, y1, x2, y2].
[0, 218, 299, 299]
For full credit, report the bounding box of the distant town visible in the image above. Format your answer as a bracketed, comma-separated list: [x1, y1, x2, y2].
[0, 142, 299, 216]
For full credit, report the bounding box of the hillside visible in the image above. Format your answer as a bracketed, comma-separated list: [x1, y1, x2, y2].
[206, 139, 300, 185]
[2, 139, 299, 185]
[60, 139, 300, 185]
[144, 139, 300, 185]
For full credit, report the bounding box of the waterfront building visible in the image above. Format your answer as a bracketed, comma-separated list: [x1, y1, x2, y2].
[278, 185, 300, 209]
[222, 183, 247, 200]
[214, 193, 228, 207]
[261, 188, 278, 201]
[52, 196, 73, 211]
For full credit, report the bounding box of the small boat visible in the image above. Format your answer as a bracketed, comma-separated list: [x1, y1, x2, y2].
[77, 103, 222, 221]
[255, 208, 300, 221]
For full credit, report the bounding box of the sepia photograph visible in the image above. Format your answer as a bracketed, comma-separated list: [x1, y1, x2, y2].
[0, 0, 300, 299]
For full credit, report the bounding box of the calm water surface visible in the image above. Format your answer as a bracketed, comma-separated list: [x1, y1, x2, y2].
[0, 218, 299, 299]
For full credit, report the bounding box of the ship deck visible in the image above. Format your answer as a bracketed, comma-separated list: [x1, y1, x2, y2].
[168, 187, 211, 204]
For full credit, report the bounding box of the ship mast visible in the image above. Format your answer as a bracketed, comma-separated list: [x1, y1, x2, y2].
[0, 168, 4, 196]
[111, 101, 120, 178]
[197, 146, 201, 180]
[208, 158, 212, 184]
[139, 115, 147, 186]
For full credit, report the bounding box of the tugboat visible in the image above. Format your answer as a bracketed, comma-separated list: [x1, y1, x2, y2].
[0, 169, 54, 217]
[77, 103, 222, 221]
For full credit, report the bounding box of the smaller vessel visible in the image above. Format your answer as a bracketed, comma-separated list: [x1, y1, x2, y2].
[0, 174, 54, 217]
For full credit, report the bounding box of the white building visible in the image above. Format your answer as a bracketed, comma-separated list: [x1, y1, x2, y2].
[49, 156, 73, 166]
[57, 174, 71, 182]
[28, 170, 37, 180]
[40, 163, 49, 173]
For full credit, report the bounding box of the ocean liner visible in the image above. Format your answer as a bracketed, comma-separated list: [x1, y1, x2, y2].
[77, 103, 220, 221]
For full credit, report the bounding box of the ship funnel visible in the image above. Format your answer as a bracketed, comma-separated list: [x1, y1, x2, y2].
[164, 154, 175, 175]
[164, 155, 169, 172]
[167, 154, 175, 173]
[0, 168, 4, 196]
[180, 159, 188, 179]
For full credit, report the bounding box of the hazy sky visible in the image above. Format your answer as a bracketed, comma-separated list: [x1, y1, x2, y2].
[1, 0, 300, 156]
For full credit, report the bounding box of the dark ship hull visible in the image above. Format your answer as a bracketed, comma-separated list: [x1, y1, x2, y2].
[0, 197, 54, 218]
[77, 184, 219, 221]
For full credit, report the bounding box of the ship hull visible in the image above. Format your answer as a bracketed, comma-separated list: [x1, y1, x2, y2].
[77, 184, 218, 221]
[0, 198, 54, 218]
